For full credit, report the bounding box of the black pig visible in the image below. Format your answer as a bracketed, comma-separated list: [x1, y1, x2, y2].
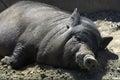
[0, 1, 112, 70]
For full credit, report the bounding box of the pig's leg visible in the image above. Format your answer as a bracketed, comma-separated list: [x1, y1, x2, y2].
[9, 43, 26, 69]
[75, 43, 98, 70]
[6, 43, 36, 69]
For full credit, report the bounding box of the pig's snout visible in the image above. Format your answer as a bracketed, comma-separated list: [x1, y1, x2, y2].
[76, 51, 98, 70]
[83, 54, 98, 70]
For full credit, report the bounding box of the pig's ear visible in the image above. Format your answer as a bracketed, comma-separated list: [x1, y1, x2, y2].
[100, 37, 113, 49]
[70, 8, 80, 26]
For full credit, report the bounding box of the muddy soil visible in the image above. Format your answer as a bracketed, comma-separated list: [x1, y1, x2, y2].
[0, 11, 120, 80]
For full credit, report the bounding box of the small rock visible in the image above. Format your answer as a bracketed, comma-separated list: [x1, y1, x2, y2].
[117, 69, 120, 73]
[29, 71, 34, 74]
[111, 68, 115, 72]
[56, 69, 62, 74]
[41, 73, 47, 79]
[3, 65, 8, 68]
[1, 56, 10, 65]
[7, 66, 12, 70]
[116, 24, 120, 30]
[12, 70, 16, 73]
[110, 73, 112, 75]
[44, 77, 53, 80]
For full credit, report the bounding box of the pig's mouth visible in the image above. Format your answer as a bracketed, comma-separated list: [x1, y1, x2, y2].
[83, 54, 98, 70]
[75, 52, 98, 71]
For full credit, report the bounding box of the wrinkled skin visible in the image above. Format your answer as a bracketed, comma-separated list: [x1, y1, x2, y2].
[0, 1, 112, 70]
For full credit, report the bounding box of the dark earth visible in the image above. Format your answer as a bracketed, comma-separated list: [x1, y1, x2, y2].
[0, 11, 119, 80]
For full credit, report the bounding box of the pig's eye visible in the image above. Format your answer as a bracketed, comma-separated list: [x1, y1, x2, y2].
[77, 37, 81, 41]
[75, 35, 81, 41]
[66, 25, 70, 29]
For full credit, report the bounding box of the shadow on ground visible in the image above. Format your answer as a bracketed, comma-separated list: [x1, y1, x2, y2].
[38, 49, 118, 80]
[66, 49, 118, 80]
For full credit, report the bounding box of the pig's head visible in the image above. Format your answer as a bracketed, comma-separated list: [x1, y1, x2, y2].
[63, 8, 113, 70]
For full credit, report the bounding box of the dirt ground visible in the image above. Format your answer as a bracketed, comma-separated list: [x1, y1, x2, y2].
[0, 11, 120, 80]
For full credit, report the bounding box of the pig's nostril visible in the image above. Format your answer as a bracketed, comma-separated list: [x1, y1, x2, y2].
[89, 61, 98, 69]
[86, 60, 91, 64]
[91, 64, 95, 68]
[84, 58, 98, 70]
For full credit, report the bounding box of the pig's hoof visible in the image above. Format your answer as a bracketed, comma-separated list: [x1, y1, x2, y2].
[1, 56, 10, 65]
[83, 54, 98, 70]
[7, 56, 22, 70]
